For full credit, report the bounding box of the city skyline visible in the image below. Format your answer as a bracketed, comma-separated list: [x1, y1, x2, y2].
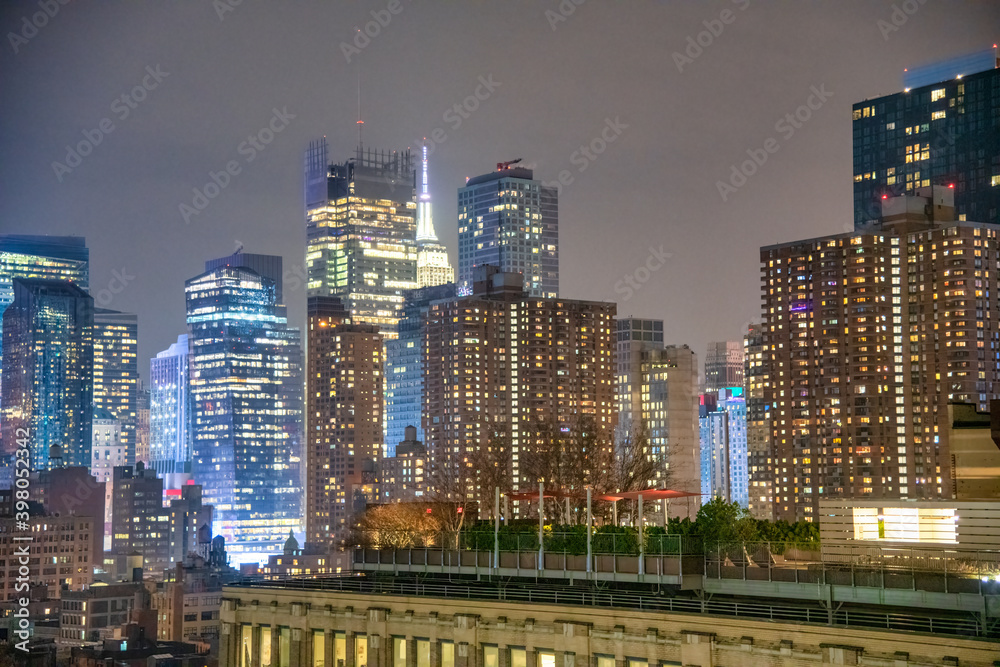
[4, 3, 998, 376]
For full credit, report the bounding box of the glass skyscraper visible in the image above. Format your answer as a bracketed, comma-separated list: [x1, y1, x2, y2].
[305, 140, 419, 337]
[1, 279, 94, 469]
[457, 164, 558, 298]
[384, 282, 455, 455]
[699, 387, 749, 508]
[186, 254, 303, 560]
[853, 48, 999, 227]
[149, 334, 192, 481]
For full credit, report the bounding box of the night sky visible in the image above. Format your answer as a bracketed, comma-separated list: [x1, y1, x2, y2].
[2, 1, 998, 380]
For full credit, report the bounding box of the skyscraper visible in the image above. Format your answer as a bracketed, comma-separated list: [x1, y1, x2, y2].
[305, 295, 382, 551]
[0, 235, 89, 402]
[91, 407, 124, 539]
[305, 140, 418, 336]
[704, 340, 744, 393]
[150, 334, 192, 482]
[699, 387, 748, 508]
[186, 255, 303, 559]
[416, 143, 455, 289]
[457, 163, 558, 298]
[111, 462, 170, 574]
[93, 308, 138, 463]
[853, 47, 1000, 227]
[1, 279, 93, 469]
[384, 282, 455, 454]
[757, 187, 1000, 522]
[423, 267, 614, 499]
[744, 322, 773, 520]
[615, 318, 701, 516]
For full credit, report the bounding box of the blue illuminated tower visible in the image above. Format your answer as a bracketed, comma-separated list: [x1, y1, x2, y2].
[186, 253, 303, 560]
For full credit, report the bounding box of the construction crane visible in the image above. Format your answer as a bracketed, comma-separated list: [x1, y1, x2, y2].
[496, 158, 522, 171]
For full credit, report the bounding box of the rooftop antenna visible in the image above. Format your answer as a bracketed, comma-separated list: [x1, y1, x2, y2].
[356, 29, 364, 160]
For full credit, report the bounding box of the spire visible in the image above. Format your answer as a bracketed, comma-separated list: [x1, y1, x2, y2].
[416, 141, 438, 243]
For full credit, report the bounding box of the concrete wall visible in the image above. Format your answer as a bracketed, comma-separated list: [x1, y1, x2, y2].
[218, 585, 999, 667]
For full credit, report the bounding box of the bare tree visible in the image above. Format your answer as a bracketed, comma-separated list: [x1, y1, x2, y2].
[594, 420, 667, 524]
[425, 457, 477, 548]
[469, 420, 512, 519]
[354, 503, 439, 549]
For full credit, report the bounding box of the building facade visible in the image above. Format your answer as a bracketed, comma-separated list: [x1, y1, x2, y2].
[186, 257, 303, 560]
[457, 164, 558, 298]
[381, 425, 427, 503]
[744, 322, 773, 520]
[757, 187, 1000, 522]
[699, 388, 748, 508]
[0, 512, 98, 602]
[1, 279, 94, 468]
[93, 308, 138, 464]
[150, 334, 192, 482]
[853, 48, 1000, 227]
[423, 268, 615, 499]
[111, 463, 171, 575]
[703, 340, 743, 393]
[305, 141, 418, 337]
[385, 283, 455, 453]
[91, 408, 124, 538]
[305, 295, 383, 550]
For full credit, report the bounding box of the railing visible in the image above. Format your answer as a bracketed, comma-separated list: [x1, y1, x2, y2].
[230, 573, 997, 639]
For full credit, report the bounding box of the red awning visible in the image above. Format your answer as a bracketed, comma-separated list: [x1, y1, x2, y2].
[594, 490, 702, 502]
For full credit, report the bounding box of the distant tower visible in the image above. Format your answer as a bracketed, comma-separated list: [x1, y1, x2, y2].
[415, 143, 454, 288]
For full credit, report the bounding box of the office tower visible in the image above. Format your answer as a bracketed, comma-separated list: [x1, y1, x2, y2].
[186, 255, 303, 559]
[150, 335, 192, 482]
[0, 235, 89, 361]
[457, 162, 558, 298]
[305, 140, 418, 336]
[758, 186, 1000, 522]
[744, 322, 773, 520]
[853, 47, 1000, 227]
[381, 425, 427, 503]
[423, 267, 614, 500]
[135, 385, 150, 465]
[699, 387, 749, 508]
[384, 282, 455, 453]
[164, 483, 214, 566]
[1, 279, 93, 468]
[704, 340, 744, 393]
[111, 462, 170, 575]
[93, 308, 138, 463]
[91, 408, 124, 538]
[415, 144, 455, 288]
[305, 295, 382, 550]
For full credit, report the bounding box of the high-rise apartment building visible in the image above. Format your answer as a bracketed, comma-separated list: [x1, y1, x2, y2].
[615, 318, 701, 517]
[853, 47, 1000, 227]
[384, 282, 455, 453]
[186, 255, 303, 559]
[305, 295, 382, 550]
[150, 334, 192, 481]
[699, 387, 748, 508]
[457, 163, 558, 298]
[423, 267, 614, 498]
[704, 340, 744, 393]
[758, 187, 1000, 522]
[93, 308, 138, 462]
[744, 322, 773, 520]
[1, 279, 93, 468]
[111, 462, 171, 575]
[416, 144, 454, 289]
[305, 141, 418, 336]
[91, 408, 124, 538]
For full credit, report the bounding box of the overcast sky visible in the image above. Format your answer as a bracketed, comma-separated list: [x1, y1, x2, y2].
[2, 1, 998, 381]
